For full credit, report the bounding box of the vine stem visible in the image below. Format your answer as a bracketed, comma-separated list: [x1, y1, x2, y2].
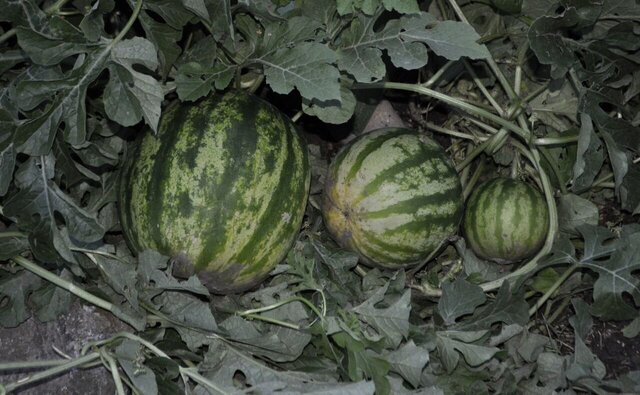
[529, 265, 578, 318]
[10, 256, 142, 329]
[109, 332, 231, 395]
[353, 82, 529, 140]
[44, 0, 72, 14]
[0, 231, 25, 238]
[111, 0, 143, 47]
[12, 256, 113, 311]
[0, 29, 16, 45]
[445, 0, 520, 103]
[463, 59, 505, 116]
[423, 60, 456, 87]
[2, 352, 101, 393]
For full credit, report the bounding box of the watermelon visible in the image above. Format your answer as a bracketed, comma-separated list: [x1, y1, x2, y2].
[119, 90, 310, 293]
[322, 128, 464, 269]
[463, 177, 548, 263]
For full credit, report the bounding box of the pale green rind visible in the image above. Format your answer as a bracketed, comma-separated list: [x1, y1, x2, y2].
[463, 178, 548, 263]
[323, 128, 463, 268]
[120, 90, 310, 293]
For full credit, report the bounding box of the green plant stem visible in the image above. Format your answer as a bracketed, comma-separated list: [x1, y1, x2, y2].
[0, 231, 25, 238]
[12, 256, 113, 311]
[546, 296, 572, 325]
[0, 360, 69, 371]
[591, 156, 640, 189]
[70, 247, 130, 264]
[354, 264, 368, 277]
[239, 296, 324, 324]
[455, 139, 490, 172]
[3, 352, 100, 393]
[529, 265, 578, 318]
[44, 0, 72, 14]
[535, 135, 579, 145]
[423, 60, 456, 88]
[0, 29, 16, 45]
[594, 182, 615, 189]
[101, 350, 126, 395]
[538, 147, 569, 194]
[11, 256, 141, 329]
[112, 333, 230, 394]
[241, 313, 301, 330]
[112, 0, 143, 45]
[425, 122, 482, 142]
[463, 159, 484, 200]
[446, 0, 519, 102]
[291, 110, 303, 123]
[354, 82, 530, 140]
[463, 60, 504, 116]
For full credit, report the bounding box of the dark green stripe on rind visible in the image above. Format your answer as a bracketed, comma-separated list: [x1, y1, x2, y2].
[341, 128, 418, 184]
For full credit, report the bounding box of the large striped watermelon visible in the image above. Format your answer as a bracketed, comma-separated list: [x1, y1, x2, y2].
[463, 178, 548, 263]
[322, 128, 464, 269]
[119, 90, 310, 293]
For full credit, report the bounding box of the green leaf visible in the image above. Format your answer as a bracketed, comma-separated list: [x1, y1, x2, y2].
[175, 61, 235, 101]
[436, 331, 499, 372]
[200, 339, 347, 392]
[382, 0, 419, 14]
[572, 225, 640, 320]
[557, 193, 599, 236]
[15, 51, 111, 148]
[138, 12, 183, 78]
[3, 156, 105, 243]
[155, 291, 217, 332]
[137, 249, 210, 296]
[456, 239, 502, 282]
[351, 287, 411, 348]
[114, 339, 159, 395]
[31, 270, 73, 322]
[219, 315, 311, 362]
[622, 317, 640, 338]
[332, 332, 391, 393]
[438, 278, 486, 326]
[89, 250, 139, 310]
[105, 37, 163, 132]
[144, 0, 194, 29]
[0, 141, 16, 196]
[531, 268, 560, 294]
[457, 282, 528, 331]
[259, 42, 341, 102]
[181, 0, 210, 23]
[337, 13, 489, 83]
[385, 340, 429, 387]
[15, 18, 91, 66]
[0, 268, 41, 327]
[572, 114, 605, 193]
[79, 0, 115, 41]
[0, 233, 29, 260]
[568, 298, 592, 341]
[302, 85, 356, 124]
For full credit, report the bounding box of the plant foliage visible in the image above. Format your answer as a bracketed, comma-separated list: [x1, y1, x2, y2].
[1, 0, 639, 394]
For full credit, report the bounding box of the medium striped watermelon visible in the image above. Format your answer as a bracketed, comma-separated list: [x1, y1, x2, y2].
[322, 128, 464, 269]
[463, 178, 548, 263]
[119, 90, 310, 293]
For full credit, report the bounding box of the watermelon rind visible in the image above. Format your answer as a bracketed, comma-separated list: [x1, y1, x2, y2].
[119, 90, 311, 293]
[322, 128, 464, 269]
[463, 177, 548, 263]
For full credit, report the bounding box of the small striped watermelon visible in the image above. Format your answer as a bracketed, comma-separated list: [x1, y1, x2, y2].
[119, 90, 310, 293]
[322, 128, 464, 269]
[463, 178, 548, 263]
